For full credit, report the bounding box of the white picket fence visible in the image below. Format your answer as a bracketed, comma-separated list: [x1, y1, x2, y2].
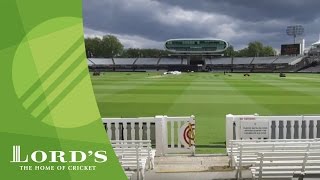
[102, 115, 195, 156]
[226, 114, 320, 146]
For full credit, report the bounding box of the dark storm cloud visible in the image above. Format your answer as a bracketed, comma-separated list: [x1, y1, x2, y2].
[155, 0, 320, 22]
[83, 0, 320, 50]
[83, 0, 211, 41]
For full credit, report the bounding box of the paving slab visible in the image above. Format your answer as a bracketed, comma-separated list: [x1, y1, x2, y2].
[155, 155, 230, 172]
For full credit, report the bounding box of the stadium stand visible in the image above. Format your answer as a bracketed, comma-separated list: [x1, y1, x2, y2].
[87, 59, 94, 66]
[232, 57, 254, 64]
[204, 59, 211, 65]
[88, 58, 114, 65]
[288, 55, 305, 65]
[158, 58, 182, 65]
[135, 58, 159, 65]
[299, 64, 320, 72]
[273, 55, 301, 64]
[182, 58, 188, 65]
[114, 58, 137, 65]
[252, 56, 277, 64]
[87, 55, 315, 73]
[211, 58, 231, 65]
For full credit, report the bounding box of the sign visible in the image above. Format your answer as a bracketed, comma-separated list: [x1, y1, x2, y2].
[179, 121, 195, 148]
[239, 116, 256, 121]
[240, 120, 269, 139]
[281, 44, 300, 55]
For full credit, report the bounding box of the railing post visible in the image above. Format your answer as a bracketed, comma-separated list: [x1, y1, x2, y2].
[239, 144, 243, 179]
[230, 140, 234, 167]
[136, 144, 140, 180]
[155, 115, 167, 156]
[258, 153, 264, 180]
[226, 114, 234, 147]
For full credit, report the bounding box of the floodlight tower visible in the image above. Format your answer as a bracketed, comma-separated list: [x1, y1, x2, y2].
[286, 25, 304, 44]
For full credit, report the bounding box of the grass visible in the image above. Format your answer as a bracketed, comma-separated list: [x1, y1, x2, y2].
[91, 72, 320, 153]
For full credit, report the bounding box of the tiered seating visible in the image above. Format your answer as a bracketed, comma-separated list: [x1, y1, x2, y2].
[273, 56, 299, 64]
[299, 65, 320, 72]
[87, 59, 94, 66]
[113, 58, 136, 65]
[227, 139, 320, 179]
[135, 58, 159, 65]
[233, 57, 254, 64]
[88, 58, 114, 65]
[252, 57, 277, 64]
[159, 58, 182, 65]
[111, 140, 156, 180]
[113, 58, 137, 65]
[182, 58, 188, 65]
[205, 59, 212, 65]
[206, 58, 232, 65]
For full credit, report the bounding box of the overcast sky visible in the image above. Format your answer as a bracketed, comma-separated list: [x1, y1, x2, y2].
[83, 0, 320, 50]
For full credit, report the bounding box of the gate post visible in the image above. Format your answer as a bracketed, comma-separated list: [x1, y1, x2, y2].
[155, 115, 168, 156]
[190, 115, 196, 156]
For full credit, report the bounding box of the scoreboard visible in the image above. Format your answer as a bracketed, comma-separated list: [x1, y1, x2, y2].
[281, 44, 300, 55]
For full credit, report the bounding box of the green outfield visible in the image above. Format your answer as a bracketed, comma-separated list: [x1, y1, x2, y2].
[91, 72, 320, 153]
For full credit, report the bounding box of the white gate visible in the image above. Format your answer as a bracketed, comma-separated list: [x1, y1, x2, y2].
[102, 115, 195, 156]
[226, 114, 320, 146]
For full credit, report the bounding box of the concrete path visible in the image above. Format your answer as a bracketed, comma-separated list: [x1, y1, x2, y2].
[155, 155, 230, 172]
[132, 170, 252, 180]
[131, 155, 253, 180]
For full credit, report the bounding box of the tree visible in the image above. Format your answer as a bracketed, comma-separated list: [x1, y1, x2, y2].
[84, 35, 123, 58]
[122, 48, 140, 58]
[247, 41, 264, 57]
[233, 41, 276, 57]
[237, 48, 249, 57]
[224, 45, 236, 57]
[262, 46, 276, 56]
[101, 35, 124, 57]
[84, 37, 102, 58]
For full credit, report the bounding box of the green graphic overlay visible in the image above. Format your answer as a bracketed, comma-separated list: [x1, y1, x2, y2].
[0, 0, 126, 179]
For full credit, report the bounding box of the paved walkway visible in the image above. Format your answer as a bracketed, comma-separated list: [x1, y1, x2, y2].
[155, 155, 230, 172]
[131, 155, 253, 180]
[132, 170, 252, 180]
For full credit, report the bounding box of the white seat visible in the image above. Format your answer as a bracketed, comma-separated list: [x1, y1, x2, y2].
[227, 139, 320, 179]
[251, 152, 320, 179]
[111, 140, 156, 180]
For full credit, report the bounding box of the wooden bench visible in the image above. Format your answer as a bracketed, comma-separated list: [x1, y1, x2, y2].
[251, 152, 320, 179]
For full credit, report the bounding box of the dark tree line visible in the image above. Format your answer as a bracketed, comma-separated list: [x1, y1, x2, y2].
[85, 35, 124, 58]
[223, 42, 277, 57]
[85, 35, 170, 58]
[85, 35, 277, 58]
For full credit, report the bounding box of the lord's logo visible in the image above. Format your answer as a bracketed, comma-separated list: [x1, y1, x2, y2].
[10, 145, 108, 163]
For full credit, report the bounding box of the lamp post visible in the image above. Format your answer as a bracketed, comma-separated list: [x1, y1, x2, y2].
[286, 25, 304, 44]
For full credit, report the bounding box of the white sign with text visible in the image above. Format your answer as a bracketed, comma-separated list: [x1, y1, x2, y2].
[240, 120, 270, 139]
